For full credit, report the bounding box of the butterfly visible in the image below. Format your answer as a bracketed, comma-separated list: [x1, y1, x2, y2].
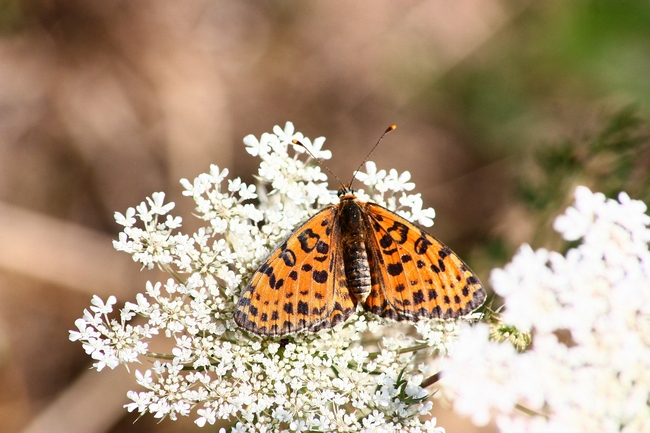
[234, 129, 486, 336]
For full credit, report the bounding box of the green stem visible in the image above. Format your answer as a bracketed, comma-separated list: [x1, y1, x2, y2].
[421, 372, 441, 388]
[515, 403, 548, 418]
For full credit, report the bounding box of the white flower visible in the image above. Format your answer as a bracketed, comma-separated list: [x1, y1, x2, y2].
[440, 323, 519, 426]
[195, 407, 216, 427]
[71, 122, 454, 432]
[89, 295, 116, 315]
[385, 168, 415, 192]
[115, 207, 136, 227]
[147, 192, 175, 216]
[441, 185, 650, 433]
[243, 133, 270, 157]
[293, 136, 332, 160]
[356, 161, 387, 191]
[69, 318, 99, 342]
[273, 121, 303, 145]
[399, 193, 436, 227]
[289, 419, 308, 431]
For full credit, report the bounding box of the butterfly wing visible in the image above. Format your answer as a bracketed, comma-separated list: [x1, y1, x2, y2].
[362, 202, 486, 320]
[234, 205, 357, 336]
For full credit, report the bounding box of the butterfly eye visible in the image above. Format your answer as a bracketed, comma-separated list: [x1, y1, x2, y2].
[337, 185, 354, 198]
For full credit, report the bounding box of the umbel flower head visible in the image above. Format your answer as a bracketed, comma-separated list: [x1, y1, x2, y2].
[69, 122, 471, 432]
[439, 186, 650, 432]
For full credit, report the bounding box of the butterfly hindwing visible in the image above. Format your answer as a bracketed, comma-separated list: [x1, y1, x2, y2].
[362, 202, 486, 320]
[234, 206, 357, 336]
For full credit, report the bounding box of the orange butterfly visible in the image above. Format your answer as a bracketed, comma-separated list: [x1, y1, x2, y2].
[234, 130, 486, 336]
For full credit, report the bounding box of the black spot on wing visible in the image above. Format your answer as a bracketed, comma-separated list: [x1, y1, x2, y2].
[387, 262, 403, 276]
[316, 240, 329, 254]
[269, 274, 284, 290]
[387, 221, 409, 244]
[279, 248, 297, 266]
[313, 270, 328, 284]
[297, 229, 320, 253]
[414, 236, 432, 255]
[413, 290, 425, 305]
[297, 301, 309, 315]
[380, 234, 393, 248]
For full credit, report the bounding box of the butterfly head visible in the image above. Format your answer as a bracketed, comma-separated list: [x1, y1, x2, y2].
[337, 184, 356, 199]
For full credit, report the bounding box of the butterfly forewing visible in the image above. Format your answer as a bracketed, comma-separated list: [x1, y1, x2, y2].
[234, 206, 357, 335]
[362, 202, 486, 320]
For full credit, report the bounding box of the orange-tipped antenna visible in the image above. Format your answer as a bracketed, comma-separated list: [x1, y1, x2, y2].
[292, 139, 346, 189]
[349, 124, 396, 189]
[292, 124, 397, 192]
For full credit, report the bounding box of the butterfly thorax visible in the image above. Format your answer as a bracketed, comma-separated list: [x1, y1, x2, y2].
[339, 195, 372, 303]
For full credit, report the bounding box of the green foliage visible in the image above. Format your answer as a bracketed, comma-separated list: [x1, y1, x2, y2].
[0, 0, 25, 34]
[427, 2, 650, 293]
[469, 107, 650, 285]
[519, 106, 650, 246]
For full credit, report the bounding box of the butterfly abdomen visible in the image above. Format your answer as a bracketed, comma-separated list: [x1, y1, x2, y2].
[339, 198, 372, 302]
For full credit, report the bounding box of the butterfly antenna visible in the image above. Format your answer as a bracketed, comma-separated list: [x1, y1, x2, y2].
[291, 139, 346, 189]
[349, 124, 397, 189]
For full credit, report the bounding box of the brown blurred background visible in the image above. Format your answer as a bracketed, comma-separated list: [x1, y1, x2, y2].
[1, 1, 650, 432]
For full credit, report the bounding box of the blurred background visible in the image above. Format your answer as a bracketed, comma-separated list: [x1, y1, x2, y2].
[1, 1, 649, 432]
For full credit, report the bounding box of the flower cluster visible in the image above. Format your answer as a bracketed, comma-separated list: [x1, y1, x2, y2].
[439, 186, 650, 432]
[70, 122, 458, 432]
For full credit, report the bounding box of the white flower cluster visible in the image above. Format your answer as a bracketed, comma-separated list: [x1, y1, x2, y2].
[440, 186, 650, 432]
[70, 122, 455, 432]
